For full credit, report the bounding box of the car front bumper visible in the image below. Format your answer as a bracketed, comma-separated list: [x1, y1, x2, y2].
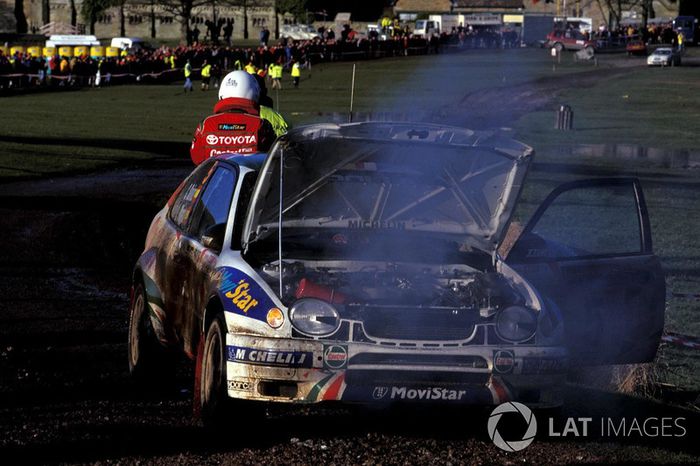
[224, 334, 568, 407]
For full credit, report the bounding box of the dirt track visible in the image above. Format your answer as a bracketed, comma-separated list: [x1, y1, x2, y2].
[1, 62, 699, 464]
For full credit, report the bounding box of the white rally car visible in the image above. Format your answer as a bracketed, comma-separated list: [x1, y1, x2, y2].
[128, 122, 665, 426]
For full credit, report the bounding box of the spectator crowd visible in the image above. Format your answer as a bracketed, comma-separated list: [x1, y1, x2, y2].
[0, 19, 689, 91]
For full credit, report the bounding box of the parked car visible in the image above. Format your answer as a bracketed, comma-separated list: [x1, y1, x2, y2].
[128, 122, 665, 425]
[280, 24, 319, 41]
[626, 38, 647, 56]
[110, 37, 152, 52]
[647, 47, 681, 66]
[546, 28, 595, 51]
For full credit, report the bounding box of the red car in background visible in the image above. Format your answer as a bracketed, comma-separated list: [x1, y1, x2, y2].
[626, 38, 648, 56]
[546, 29, 595, 51]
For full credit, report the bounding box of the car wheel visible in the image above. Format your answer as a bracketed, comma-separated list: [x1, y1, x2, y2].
[197, 313, 264, 429]
[199, 313, 228, 428]
[554, 42, 564, 52]
[128, 281, 172, 383]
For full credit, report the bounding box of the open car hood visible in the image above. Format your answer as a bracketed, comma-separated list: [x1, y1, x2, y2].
[242, 122, 533, 256]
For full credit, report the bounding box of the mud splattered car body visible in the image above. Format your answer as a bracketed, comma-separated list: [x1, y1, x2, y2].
[129, 122, 665, 417]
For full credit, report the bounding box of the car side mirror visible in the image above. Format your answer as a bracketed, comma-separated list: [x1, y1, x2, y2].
[201, 223, 226, 252]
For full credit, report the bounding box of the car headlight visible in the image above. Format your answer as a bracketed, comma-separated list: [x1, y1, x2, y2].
[289, 298, 340, 336]
[496, 306, 537, 343]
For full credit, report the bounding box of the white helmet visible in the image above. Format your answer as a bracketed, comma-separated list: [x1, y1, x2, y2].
[219, 70, 260, 102]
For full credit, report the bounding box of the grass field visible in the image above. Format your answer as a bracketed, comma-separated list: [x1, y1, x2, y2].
[1, 47, 698, 394]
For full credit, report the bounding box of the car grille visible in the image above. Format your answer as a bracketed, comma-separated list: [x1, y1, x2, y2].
[357, 305, 478, 341]
[349, 353, 488, 369]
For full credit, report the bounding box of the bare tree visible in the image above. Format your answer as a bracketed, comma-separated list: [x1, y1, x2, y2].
[70, 0, 77, 26]
[160, 0, 211, 43]
[115, 0, 127, 36]
[42, 0, 51, 25]
[596, 0, 644, 28]
[14, 0, 28, 33]
[81, 0, 112, 34]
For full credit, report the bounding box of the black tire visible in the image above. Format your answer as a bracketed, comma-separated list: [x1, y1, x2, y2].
[128, 282, 172, 383]
[199, 313, 229, 428]
[198, 313, 265, 429]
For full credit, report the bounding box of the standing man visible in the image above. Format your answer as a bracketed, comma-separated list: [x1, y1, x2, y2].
[201, 60, 212, 91]
[260, 26, 270, 46]
[291, 60, 301, 88]
[183, 59, 193, 92]
[270, 61, 282, 90]
[223, 21, 233, 46]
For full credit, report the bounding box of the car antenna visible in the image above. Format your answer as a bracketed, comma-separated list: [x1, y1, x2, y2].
[349, 63, 356, 123]
[278, 147, 284, 298]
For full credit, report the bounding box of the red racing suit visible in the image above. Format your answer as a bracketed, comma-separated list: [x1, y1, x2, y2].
[190, 97, 276, 165]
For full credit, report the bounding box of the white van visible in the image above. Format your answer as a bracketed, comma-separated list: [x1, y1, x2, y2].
[110, 37, 152, 51]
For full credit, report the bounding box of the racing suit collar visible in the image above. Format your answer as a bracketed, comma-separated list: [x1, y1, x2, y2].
[214, 97, 260, 115]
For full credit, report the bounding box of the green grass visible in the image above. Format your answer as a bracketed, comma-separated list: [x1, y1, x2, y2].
[1, 47, 699, 393]
[0, 49, 603, 178]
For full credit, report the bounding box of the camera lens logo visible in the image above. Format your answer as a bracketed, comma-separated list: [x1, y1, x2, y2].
[487, 402, 537, 452]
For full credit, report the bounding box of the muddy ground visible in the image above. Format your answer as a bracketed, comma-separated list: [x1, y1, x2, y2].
[1, 63, 700, 464]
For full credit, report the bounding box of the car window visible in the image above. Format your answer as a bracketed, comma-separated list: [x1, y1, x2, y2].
[528, 183, 642, 257]
[231, 172, 258, 250]
[169, 161, 216, 231]
[190, 166, 237, 240]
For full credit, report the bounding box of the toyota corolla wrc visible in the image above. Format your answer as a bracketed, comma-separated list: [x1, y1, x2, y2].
[128, 122, 665, 425]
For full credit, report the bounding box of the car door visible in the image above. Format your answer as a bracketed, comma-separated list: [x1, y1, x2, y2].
[176, 163, 240, 356]
[506, 178, 665, 365]
[162, 160, 217, 343]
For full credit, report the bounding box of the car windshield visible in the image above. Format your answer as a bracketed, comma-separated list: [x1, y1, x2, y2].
[243, 124, 531, 256]
[655, 49, 672, 55]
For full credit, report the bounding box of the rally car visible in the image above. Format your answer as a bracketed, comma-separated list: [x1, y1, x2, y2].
[546, 29, 595, 52]
[128, 122, 665, 425]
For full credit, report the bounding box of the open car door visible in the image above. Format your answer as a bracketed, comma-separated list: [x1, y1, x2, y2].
[506, 178, 665, 365]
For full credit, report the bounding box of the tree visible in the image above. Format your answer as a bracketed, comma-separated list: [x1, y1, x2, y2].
[14, 0, 28, 33]
[595, 0, 643, 28]
[42, 0, 51, 25]
[70, 0, 78, 26]
[115, 0, 128, 36]
[160, 0, 211, 44]
[275, 0, 308, 38]
[81, 0, 113, 34]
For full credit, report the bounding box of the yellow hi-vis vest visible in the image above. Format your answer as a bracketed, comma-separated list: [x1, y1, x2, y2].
[260, 106, 289, 137]
[184, 63, 192, 78]
[201, 64, 211, 78]
[244, 63, 256, 74]
[291, 63, 300, 77]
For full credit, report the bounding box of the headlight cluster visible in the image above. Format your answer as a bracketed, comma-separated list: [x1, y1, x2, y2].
[496, 305, 537, 342]
[289, 298, 340, 336]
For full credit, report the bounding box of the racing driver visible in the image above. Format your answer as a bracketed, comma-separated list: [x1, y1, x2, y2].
[190, 70, 276, 165]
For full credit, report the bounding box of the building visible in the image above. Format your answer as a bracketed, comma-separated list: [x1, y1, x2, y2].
[392, 0, 679, 29]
